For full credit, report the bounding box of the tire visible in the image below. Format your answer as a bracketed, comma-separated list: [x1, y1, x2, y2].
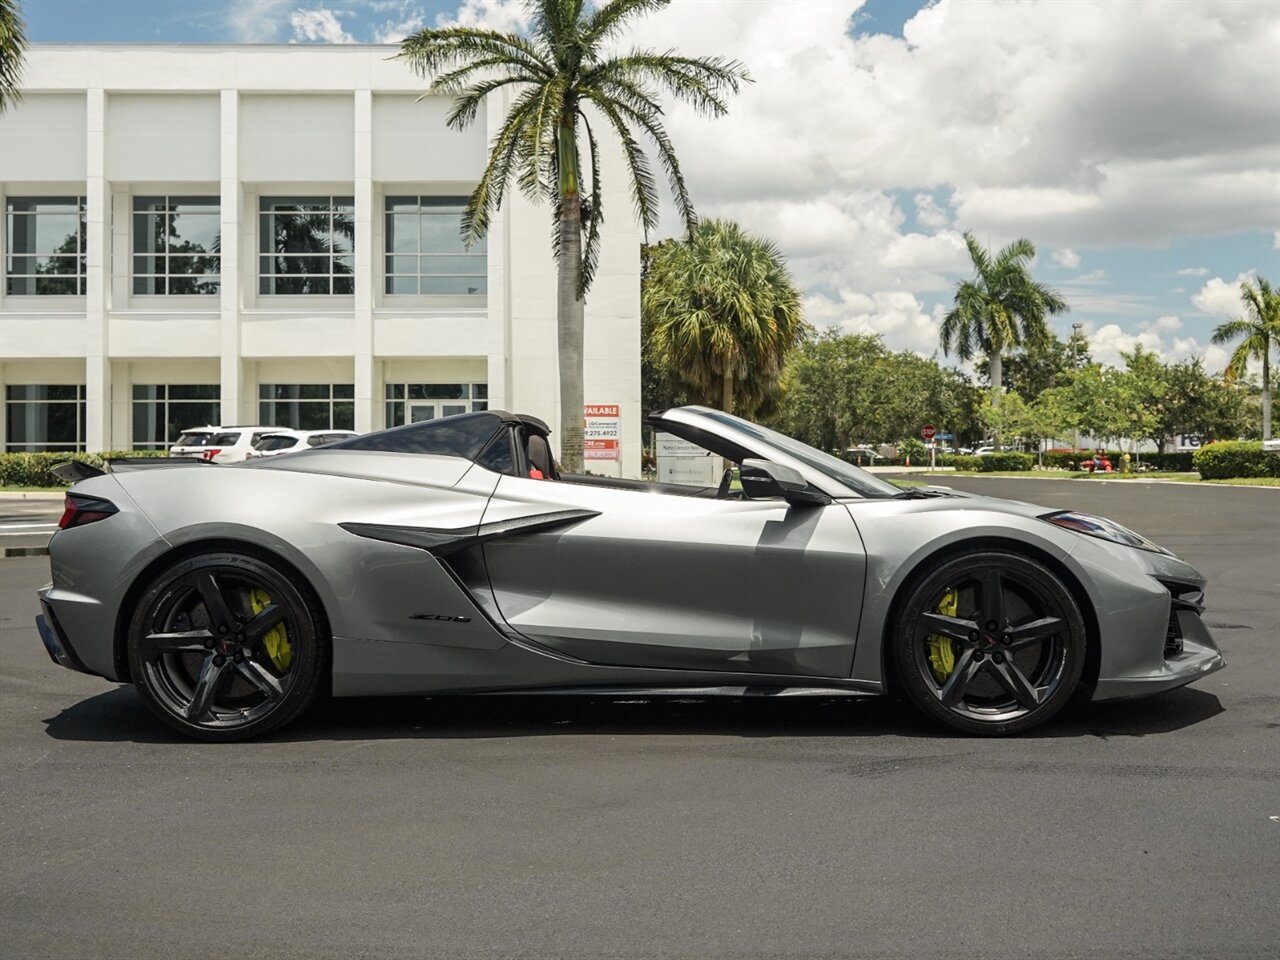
[126, 551, 328, 742]
[891, 550, 1086, 736]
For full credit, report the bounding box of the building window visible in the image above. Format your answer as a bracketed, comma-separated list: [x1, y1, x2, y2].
[5, 197, 86, 295]
[259, 197, 354, 295]
[385, 197, 487, 295]
[4, 385, 86, 451]
[132, 385, 221, 449]
[384, 383, 488, 427]
[133, 197, 220, 295]
[259, 384, 355, 430]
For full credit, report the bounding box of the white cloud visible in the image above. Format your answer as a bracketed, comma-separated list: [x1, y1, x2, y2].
[1191, 272, 1253, 317]
[1076, 268, 1107, 284]
[1274, 231, 1280, 250]
[1177, 266, 1210, 276]
[805, 289, 944, 356]
[225, 0, 292, 42]
[1052, 248, 1081, 269]
[914, 193, 950, 229]
[373, 12, 426, 44]
[1086, 320, 1229, 373]
[289, 9, 355, 44]
[439, 0, 533, 33]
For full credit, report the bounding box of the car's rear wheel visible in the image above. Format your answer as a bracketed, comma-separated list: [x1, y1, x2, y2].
[127, 551, 327, 741]
[892, 550, 1086, 736]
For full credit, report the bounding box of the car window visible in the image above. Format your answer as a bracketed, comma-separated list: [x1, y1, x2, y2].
[211, 432, 241, 446]
[476, 430, 518, 475]
[174, 432, 217, 447]
[328, 412, 501, 459]
[256, 435, 299, 451]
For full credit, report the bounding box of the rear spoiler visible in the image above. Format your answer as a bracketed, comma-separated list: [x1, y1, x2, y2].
[50, 456, 212, 483]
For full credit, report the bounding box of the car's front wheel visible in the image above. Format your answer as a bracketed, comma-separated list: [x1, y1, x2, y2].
[127, 551, 327, 741]
[891, 550, 1086, 736]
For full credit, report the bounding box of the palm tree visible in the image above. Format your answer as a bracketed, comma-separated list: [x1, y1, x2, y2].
[1212, 275, 1280, 439]
[941, 232, 1068, 446]
[0, 0, 27, 113]
[398, 0, 748, 472]
[643, 219, 805, 419]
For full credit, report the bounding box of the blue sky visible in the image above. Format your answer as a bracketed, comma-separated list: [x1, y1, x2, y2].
[19, 0, 1280, 372]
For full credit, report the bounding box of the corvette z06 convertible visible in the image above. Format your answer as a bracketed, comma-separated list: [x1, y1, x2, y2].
[37, 406, 1224, 741]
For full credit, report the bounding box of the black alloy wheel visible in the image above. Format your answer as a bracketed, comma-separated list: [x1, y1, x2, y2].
[892, 550, 1086, 736]
[127, 551, 327, 741]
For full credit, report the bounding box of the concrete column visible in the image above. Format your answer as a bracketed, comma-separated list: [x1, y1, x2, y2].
[219, 89, 243, 425]
[84, 88, 111, 450]
[353, 88, 375, 433]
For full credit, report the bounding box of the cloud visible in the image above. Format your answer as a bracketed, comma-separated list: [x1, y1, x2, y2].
[805, 289, 945, 356]
[438, 0, 533, 32]
[1177, 267, 1210, 276]
[225, 0, 292, 42]
[1076, 268, 1107, 284]
[290, 9, 355, 44]
[1275, 231, 1280, 250]
[914, 193, 950, 229]
[1052, 248, 1081, 269]
[1086, 320, 1229, 373]
[1191, 272, 1253, 317]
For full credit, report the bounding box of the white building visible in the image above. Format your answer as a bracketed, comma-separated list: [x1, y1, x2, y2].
[0, 44, 641, 474]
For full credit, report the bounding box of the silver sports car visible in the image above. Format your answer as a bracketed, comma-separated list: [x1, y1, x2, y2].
[36, 406, 1225, 741]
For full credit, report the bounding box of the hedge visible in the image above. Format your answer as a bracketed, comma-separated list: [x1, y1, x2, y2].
[0, 450, 170, 488]
[1193, 441, 1280, 479]
[976, 452, 1035, 472]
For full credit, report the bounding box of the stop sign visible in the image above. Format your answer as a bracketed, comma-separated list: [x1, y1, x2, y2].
[922, 424, 936, 441]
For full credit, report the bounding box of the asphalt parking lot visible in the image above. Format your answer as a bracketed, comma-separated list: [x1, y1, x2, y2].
[1, 479, 1277, 959]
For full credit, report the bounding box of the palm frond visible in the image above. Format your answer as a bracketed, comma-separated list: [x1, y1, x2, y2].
[0, 0, 27, 112]
[582, 0, 670, 46]
[398, 27, 552, 80]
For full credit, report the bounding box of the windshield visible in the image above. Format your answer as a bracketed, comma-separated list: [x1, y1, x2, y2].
[685, 409, 902, 499]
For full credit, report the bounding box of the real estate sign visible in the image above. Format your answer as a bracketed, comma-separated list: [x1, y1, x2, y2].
[584, 404, 620, 461]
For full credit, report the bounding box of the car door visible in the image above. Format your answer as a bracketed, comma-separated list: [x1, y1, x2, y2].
[477, 474, 868, 679]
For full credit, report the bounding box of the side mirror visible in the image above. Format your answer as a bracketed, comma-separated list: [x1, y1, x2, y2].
[739, 458, 831, 507]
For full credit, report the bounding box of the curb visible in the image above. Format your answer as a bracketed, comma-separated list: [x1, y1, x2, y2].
[0, 491, 65, 501]
[916, 474, 1280, 490]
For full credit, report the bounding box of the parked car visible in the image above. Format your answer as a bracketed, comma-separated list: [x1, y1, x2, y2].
[170, 426, 280, 463]
[972, 445, 997, 457]
[247, 430, 359, 458]
[38, 405, 1224, 741]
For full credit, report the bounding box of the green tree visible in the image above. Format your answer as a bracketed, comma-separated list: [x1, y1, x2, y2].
[0, 0, 25, 113]
[976, 331, 1083, 403]
[398, 0, 748, 472]
[1212, 276, 1279, 440]
[768, 330, 982, 451]
[941, 232, 1068, 445]
[643, 219, 805, 419]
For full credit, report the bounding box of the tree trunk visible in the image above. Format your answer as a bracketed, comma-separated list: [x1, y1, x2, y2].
[721, 368, 733, 415]
[557, 199, 585, 475]
[1263, 347, 1272, 441]
[989, 349, 1003, 450]
[555, 115, 585, 475]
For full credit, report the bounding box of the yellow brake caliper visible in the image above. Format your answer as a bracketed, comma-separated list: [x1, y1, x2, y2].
[926, 589, 959, 683]
[250, 588, 292, 671]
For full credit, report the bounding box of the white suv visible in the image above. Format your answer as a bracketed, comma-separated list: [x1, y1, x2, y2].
[246, 429, 358, 458]
[170, 426, 281, 463]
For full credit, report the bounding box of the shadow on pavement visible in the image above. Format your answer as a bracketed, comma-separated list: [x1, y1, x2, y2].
[41, 683, 1224, 744]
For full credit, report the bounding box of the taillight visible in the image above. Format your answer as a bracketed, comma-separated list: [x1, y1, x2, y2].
[201, 448, 221, 461]
[58, 494, 118, 530]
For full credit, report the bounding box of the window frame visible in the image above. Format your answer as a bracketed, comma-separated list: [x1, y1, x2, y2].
[132, 195, 222, 296]
[4, 384, 87, 452]
[4, 197, 87, 296]
[130, 384, 222, 450]
[258, 383, 356, 431]
[384, 196, 488, 297]
[258, 196, 356, 296]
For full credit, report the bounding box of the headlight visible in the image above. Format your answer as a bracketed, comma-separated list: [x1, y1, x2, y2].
[1040, 510, 1170, 554]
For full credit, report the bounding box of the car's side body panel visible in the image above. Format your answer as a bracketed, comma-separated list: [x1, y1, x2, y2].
[478, 474, 868, 678]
